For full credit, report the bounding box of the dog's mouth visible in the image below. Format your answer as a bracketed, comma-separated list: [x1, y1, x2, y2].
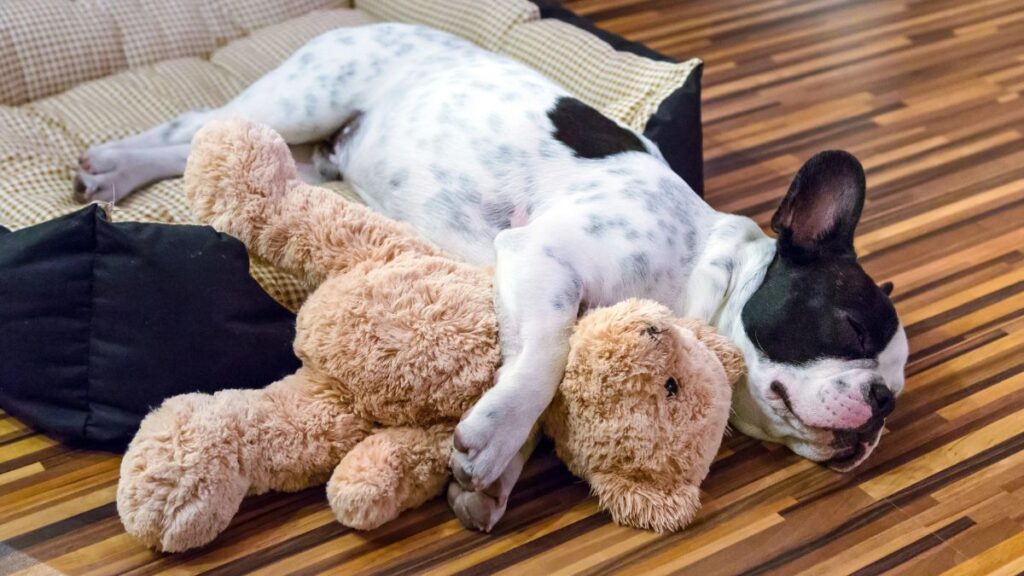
[769, 381, 883, 471]
[825, 442, 867, 471]
[825, 426, 882, 471]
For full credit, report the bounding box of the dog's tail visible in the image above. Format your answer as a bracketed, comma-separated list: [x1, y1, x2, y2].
[185, 118, 440, 286]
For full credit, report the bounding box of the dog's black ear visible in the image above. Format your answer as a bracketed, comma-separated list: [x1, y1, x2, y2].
[772, 150, 865, 259]
[879, 281, 894, 296]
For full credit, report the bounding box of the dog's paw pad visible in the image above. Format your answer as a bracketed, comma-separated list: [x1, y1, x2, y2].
[447, 482, 506, 532]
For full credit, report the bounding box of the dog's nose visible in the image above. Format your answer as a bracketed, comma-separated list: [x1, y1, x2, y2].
[867, 383, 895, 418]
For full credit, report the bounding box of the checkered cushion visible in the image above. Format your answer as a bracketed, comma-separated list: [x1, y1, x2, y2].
[212, 9, 378, 86]
[354, 0, 538, 49]
[0, 0, 351, 107]
[500, 18, 701, 139]
[0, 0, 701, 312]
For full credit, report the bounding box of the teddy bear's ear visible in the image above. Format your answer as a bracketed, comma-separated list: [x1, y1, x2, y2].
[588, 471, 701, 533]
[677, 319, 745, 387]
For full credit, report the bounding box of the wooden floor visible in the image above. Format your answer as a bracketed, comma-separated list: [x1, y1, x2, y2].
[2, 0, 1023, 574]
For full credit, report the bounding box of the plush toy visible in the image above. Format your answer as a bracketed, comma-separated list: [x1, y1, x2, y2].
[116, 119, 743, 552]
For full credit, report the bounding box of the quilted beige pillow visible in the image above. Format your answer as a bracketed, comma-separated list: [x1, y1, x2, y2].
[0, 0, 351, 106]
[353, 0, 537, 50]
[501, 19, 700, 137]
[211, 9, 378, 86]
[0, 9, 376, 311]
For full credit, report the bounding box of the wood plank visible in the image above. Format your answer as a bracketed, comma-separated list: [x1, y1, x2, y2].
[2, 0, 1022, 573]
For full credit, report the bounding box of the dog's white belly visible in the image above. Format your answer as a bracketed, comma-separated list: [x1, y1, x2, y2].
[339, 60, 572, 265]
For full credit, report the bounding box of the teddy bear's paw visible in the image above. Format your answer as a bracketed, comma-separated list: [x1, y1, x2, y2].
[327, 479, 401, 531]
[446, 481, 506, 533]
[186, 119, 295, 218]
[117, 396, 253, 552]
[117, 469, 250, 552]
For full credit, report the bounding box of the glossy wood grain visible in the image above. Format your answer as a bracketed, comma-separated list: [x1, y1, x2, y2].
[1, 0, 1022, 573]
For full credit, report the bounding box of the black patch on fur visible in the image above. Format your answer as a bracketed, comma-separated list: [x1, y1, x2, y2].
[742, 254, 898, 364]
[482, 201, 515, 229]
[548, 97, 647, 159]
[551, 277, 583, 312]
[622, 252, 651, 283]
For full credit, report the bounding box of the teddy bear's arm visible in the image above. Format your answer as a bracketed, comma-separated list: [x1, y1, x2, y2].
[327, 424, 453, 531]
[185, 119, 442, 285]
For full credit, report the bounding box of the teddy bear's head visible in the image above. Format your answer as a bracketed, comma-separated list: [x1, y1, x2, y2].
[544, 299, 742, 532]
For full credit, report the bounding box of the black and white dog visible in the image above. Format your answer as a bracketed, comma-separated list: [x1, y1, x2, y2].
[75, 24, 907, 530]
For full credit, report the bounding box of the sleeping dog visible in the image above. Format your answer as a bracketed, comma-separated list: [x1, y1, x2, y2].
[75, 23, 907, 530]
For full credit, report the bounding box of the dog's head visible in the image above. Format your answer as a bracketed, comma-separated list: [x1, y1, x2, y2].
[730, 151, 908, 471]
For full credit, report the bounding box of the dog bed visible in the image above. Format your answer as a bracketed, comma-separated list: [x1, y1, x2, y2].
[0, 0, 703, 312]
[0, 206, 301, 449]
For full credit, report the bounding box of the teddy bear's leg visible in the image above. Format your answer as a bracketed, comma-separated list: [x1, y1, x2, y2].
[239, 369, 373, 494]
[186, 119, 443, 286]
[327, 424, 452, 530]
[118, 368, 369, 552]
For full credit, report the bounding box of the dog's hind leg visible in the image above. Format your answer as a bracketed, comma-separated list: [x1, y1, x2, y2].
[74, 104, 242, 203]
[74, 24, 415, 202]
[74, 144, 191, 203]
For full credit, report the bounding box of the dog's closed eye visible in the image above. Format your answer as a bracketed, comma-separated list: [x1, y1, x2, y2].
[847, 317, 867, 352]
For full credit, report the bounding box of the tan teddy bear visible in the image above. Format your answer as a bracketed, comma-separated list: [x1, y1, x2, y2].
[115, 119, 743, 552]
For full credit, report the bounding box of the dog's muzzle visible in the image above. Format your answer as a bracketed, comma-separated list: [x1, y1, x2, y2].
[826, 385, 895, 471]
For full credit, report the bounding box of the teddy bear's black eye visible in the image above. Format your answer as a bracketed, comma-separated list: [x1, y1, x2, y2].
[638, 325, 663, 338]
[665, 377, 678, 397]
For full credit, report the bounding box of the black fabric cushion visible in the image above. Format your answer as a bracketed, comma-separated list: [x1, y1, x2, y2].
[0, 206, 301, 450]
[530, 0, 704, 196]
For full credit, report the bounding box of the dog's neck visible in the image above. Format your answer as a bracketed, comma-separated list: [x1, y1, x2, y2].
[678, 211, 775, 336]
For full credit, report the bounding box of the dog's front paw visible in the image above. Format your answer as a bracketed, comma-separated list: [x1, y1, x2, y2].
[451, 391, 533, 490]
[447, 481, 507, 532]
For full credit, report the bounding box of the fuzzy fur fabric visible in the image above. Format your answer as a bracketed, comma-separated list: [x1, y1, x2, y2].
[116, 118, 743, 552]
